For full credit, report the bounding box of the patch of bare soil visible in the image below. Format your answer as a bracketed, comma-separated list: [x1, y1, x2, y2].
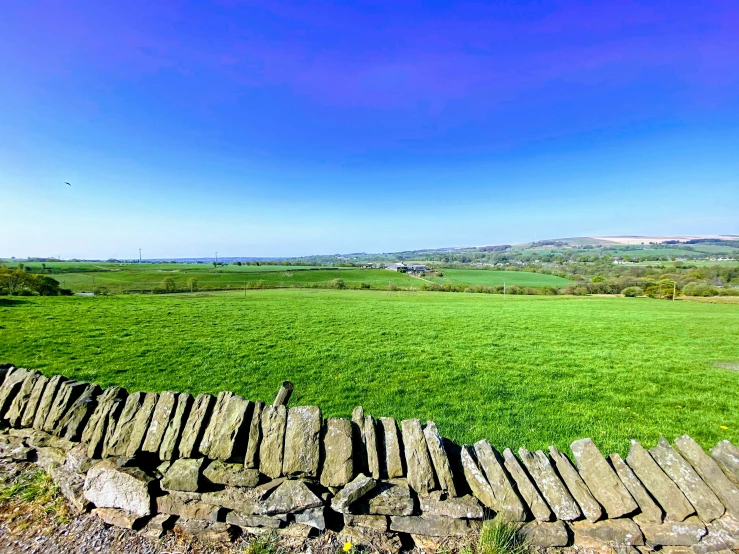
[714, 362, 739, 372]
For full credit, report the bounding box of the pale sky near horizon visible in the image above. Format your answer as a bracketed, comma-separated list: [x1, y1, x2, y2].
[2, 1, 738, 259]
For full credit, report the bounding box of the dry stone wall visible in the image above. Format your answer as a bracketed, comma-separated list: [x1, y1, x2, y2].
[2, 363, 739, 552]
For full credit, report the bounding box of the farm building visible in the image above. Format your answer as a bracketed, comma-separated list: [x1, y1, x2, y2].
[408, 264, 428, 273]
[385, 263, 407, 272]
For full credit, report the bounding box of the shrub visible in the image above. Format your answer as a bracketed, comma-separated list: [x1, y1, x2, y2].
[621, 286, 643, 297]
[388, 283, 398, 291]
[329, 278, 346, 289]
[161, 276, 176, 293]
[186, 277, 199, 292]
[360, 282, 371, 289]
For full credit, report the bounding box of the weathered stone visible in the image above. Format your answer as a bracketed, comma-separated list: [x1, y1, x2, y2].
[244, 400, 264, 469]
[162, 457, 205, 492]
[260, 479, 323, 515]
[104, 392, 144, 457]
[0, 440, 32, 461]
[84, 459, 154, 516]
[174, 518, 236, 542]
[710, 441, 739, 486]
[571, 438, 637, 519]
[610, 452, 664, 524]
[320, 417, 354, 487]
[627, 440, 694, 522]
[549, 444, 603, 522]
[211, 395, 253, 462]
[158, 392, 192, 461]
[638, 517, 707, 546]
[363, 415, 381, 479]
[0, 367, 33, 417]
[294, 506, 326, 530]
[502, 447, 553, 522]
[259, 404, 287, 479]
[36, 446, 67, 470]
[65, 443, 95, 473]
[279, 523, 315, 538]
[674, 435, 739, 519]
[378, 417, 404, 478]
[201, 486, 261, 514]
[519, 448, 581, 521]
[401, 419, 436, 495]
[650, 438, 725, 522]
[203, 460, 259, 487]
[32, 374, 66, 430]
[124, 391, 158, 457]
[390, 515, 472, 536]
[693, 515, 739, 554]
[282, 405, 321, 476]
[20, 374, 49, 428]
[421, 422, 455, 497]
[6, 372, 39, 426]
[344, 514, 388, 531]
[50, 464, 90, 512]
[256, 477, 287, 499]
[420, 491, 484, 519]
[226, 511, 283, 529]
[157, 491, 222, 520]
[520, 521, 569, 547]
[0, 365, 12, 386]
[199, 390, 233, 457]
[357, 479, 414, 516]
[81, 386, 126, 458]
[94, 507, 146, 529]
[25, 430, 75, 451]
[43, 380, 89, 432]
[461, 444, 498, 510]
[571, 518, 645, 547]
[178, 393, 215, 458]
[141, 391, 176, 454]
[138, 513, 176, 539]
[475, 440, 527, 521]
[332, 473, 376, 513]
[54, 383, 101, 441]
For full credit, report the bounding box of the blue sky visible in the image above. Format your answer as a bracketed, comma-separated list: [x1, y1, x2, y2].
[2, 0, 738, 259]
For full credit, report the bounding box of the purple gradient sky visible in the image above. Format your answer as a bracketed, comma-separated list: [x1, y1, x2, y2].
[2, 1, 738, 258]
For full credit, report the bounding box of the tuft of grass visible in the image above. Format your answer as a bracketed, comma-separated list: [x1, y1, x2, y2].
[0, 465, 70, 527]
[240, 532, 284, 554]
[478, 518, 529, 554]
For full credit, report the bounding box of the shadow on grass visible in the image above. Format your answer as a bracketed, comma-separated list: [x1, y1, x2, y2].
[0, 298, 28, 307]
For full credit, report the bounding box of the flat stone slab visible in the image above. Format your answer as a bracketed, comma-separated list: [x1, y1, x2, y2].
[650, 437, 725, 522]
[203, 460, 259, 487]
[50, 464, 90, 512]
[178, 393, 214, 459]
[420, 492, 484, 519]
[401, 419, 436, 495]
[362, 416, 381, 479]
[226, 511, 283, 529]
[105, 392, 144, 457]
[5, 371, 40, 426]
[259, 479, 323, 515]
[162, 458, 204, 492]
[461, 444, 498, 511]
[344, 514, 388, 531]
[198, 391, 233, 457]
[209, 395, 252, 462]
[549, 444, 602, 522]
[390, 515, 473, 537]
[54, 383, 101, 441]
[571, 518, 645, 547]
[244, 400, 264, 469]
[94, 507, 147, 529]
[502, 447, 552, 522]
[43, 381, 89, 433]
[201, 487, 261, 514]
[609, 452, 663, 524]
[638, 517, 707, 546]
[157, 491, 222, 520]
[332, 473, 376, 513]
[356, 479, 414, 516]
[424, 421, 457, 496]
[124, 392, 158, 457]
[519, 447, 581, 521]
[84, 459, 154, 516]
[20, 374, 50, 428]
[627, 440, 695, 522]
[474, 440, 527, 521]
[141, 391, 176, 454]
[32, 375, 66, 430]
[259, 404, 287, 479]
[320, 417, 354, 487]
[710, 441, 739, 486]
[571, 438, 637, 518]
[81, 386, 125, 458]
[0, 368, 34, 417]
[520, 521, 569, 547]
[378, 417, 404, 479]
[158, 392, 192, 461]
[283, 405, 321, 476]
[174, 518, 236, 542]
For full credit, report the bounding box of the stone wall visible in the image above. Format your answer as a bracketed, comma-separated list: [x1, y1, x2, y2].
[1, 364, 739, 552]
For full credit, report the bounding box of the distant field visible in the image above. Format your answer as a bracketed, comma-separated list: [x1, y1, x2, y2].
[2, 290, 737, 453]
[4, 261, 328, 274]
[427, 269, 572, 288]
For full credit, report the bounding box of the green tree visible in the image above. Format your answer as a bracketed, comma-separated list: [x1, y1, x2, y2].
[186, 277, 198, 292]
[162, 276, 176, 293]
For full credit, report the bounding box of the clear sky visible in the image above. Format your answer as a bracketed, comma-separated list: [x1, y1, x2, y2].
[2, 1, 738, 259]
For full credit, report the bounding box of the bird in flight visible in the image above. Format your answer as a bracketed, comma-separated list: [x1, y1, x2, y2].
[65, 182, 72, 186]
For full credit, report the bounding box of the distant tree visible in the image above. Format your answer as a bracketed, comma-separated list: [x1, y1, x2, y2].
[162, 276, 176, 293]
[329, 278, 346, 289]
[621, 286, 643, 297]
[186, 277, 198, 292]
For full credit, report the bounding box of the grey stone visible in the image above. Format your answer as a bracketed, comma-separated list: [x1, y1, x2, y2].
[36, 446, 68, 470]
[104, 392, 145, 457]
[157, 491, 222, 520]
[294, 506, 326, 530]
[390, 515, 472, 536]
[203, 459, 259, 487]
[282, 405, 321, 476]
[158, 392, 192, 461]
[84, 459, 154, 516]
[638, 517, 707, 546]
[378, 417, 404, 478]
[475, 440, 527, 521]
[259, 479, 323, 515]
[674, 435, 739, 519]
[0, 441, 32, 461]
[650, 437, 725, 522]
[519, 447, 581, 521]
[201, 486, 261, 514]
[357, 479, 414, 516]
[610, 452, 664, 524]
[256, 477, 287, 499]
[710, 441, 739, 486]
[461, 444, 498, 510]
[320, 417, 354, 487]
[401, 418, 436, 495]
[43, 380, 89, 432]
[420, 491, 484, 519]
[99, 398, 125, 457]
[0, 367, 33, 417]
[278, 523, 315, 538]
[6, 371, 39, 426]
[162, 458, 205, 492]
[65, 443, 95, 473]
[199, 390, 233, 457]
[20, 374, 49, 428]
[174, 518, 236, 542]
[502, 447, 552, 522]
[627, 440, 695, 522]
[571, 438, 637, 518]
[32, 374, 66, 430]
[226, 511, 283, 529]
[520, 520, 569, 547]
[210, 395, 252, 462]
[571, 518, 645, 547]
[124, 391, 158, 457]
[141, 391, 176, 454]
[363, 415, 381, 479]
[244, 400, 264, 469]
[94, 507, 147, 529]
[259, 404, 287, 479]
[50, 464, 91, 512]
[332, 473, 377, 513]
[138, 513, 176, 539]
[344, 514, 388, 531]
[178, 393, 215, 458]
[693, 516, 739, 554]
[54, 383, 101, 441]
[549, 444, 603, 522]
[81, 387, 126, 458]
[423, 422, 456, 496]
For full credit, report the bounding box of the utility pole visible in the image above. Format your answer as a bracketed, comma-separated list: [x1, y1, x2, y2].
[215, 252, 218, 265]
[139, 248, 142, 263]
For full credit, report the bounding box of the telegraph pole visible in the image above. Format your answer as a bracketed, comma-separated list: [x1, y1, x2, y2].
[139, 248, 142, 263]
[215, 252, 218, 265]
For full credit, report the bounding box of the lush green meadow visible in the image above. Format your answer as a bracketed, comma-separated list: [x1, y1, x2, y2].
[2, 290, 738, 454]
[427, 269, 571, 288]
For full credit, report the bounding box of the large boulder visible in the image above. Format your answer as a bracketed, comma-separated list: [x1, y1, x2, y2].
[84, 459, 154, 516]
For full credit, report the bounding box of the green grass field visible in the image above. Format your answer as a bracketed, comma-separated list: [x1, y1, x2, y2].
[2, 290, 737, 454]
[427, 269, 571, 288]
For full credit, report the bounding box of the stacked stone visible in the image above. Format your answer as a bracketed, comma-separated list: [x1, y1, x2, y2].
[2, 367, 739, 552]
